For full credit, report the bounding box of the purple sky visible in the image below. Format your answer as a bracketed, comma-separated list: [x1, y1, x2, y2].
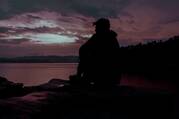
[0, 0, 179, 57]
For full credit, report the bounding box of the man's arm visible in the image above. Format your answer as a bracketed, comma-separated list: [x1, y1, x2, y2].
[77, 61, 83, 77]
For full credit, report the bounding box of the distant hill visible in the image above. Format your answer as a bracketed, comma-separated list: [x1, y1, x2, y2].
[0, 56, 79, 63]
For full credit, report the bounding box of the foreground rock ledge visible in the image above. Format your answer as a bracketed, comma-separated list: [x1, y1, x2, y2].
[0, 77, 178, 119]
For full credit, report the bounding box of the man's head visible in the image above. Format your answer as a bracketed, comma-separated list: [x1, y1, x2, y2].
[93, 18, 110, 33]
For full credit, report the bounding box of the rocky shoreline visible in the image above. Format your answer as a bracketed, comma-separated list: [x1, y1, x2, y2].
[0, 76, 178, 119]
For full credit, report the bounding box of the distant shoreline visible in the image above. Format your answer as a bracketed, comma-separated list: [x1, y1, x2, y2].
[0, 56, 79, 63]
[0, 62, 78, 63]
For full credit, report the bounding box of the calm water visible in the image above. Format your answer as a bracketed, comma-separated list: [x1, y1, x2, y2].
[0, 63, 176, 92]
[0, 63, 77, 86]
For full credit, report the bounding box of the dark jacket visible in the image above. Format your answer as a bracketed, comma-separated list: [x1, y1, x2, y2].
[78, 30, 120, 85]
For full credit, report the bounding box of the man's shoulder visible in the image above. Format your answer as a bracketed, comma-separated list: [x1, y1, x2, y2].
[89, 34, 98, 40]
[109, 30, 118, 37]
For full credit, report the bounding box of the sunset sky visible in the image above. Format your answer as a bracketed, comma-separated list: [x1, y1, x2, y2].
[0, 0, 179, 57]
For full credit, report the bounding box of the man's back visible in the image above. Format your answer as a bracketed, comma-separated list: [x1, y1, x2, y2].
[79, 30, 120, 85]
[76, 18, 121, 87]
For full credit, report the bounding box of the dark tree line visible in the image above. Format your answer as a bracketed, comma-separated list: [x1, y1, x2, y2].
[119, 36, 179, 80]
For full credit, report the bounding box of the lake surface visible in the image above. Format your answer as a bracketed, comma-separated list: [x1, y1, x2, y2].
[0, 63, 77, 86]
[0, 63, 176, 92]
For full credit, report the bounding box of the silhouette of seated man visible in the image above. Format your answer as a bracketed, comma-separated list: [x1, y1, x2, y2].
[70, 18, 121, 88]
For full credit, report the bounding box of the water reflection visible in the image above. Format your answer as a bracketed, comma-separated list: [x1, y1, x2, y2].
[0, 63, 77, 86]
[0, 63, 176, 92]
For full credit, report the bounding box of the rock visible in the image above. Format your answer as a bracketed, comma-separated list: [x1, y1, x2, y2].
[0, 76, 23, 87]
[0, 76, 7, 83]
[29, 79, 69, 91]
[0, 76, 24, 98]
[48, 78, 68, 85]
[0, 76, 177, 119]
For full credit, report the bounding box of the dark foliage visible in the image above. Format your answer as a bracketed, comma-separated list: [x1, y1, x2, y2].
[119, 36, 179, 81]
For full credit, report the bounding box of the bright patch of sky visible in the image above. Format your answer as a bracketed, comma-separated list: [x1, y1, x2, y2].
[0, 19, 59, 29]
[29, 33, 78, 44]
[31, 20, 59, 28]
[2, 33, 78, 44]
[81, 34, 92, 38]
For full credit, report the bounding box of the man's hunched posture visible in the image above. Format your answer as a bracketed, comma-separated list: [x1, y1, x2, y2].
[73, 18, 120, 87]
